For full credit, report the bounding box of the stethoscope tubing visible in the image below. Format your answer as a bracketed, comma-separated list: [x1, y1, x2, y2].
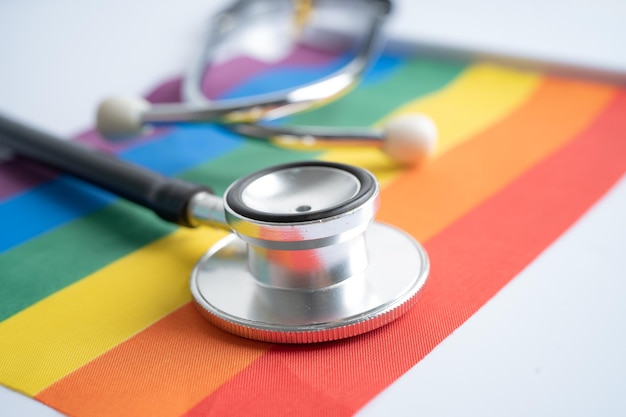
[0, 113, 210, 227]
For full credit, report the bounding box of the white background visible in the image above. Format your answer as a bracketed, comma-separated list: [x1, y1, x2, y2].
[1, 1, 625, 416]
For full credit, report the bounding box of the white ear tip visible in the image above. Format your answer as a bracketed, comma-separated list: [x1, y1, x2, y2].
[96, 96, 150, 139]
[382, 114, 438, 166]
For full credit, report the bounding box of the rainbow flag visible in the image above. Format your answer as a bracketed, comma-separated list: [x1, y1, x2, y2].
[1, 46, 625, 416]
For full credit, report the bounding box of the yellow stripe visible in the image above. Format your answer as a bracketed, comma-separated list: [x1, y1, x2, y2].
[0, 227, 227, 395]
[0, 63, 541, 396]
[320, 63, 542, 185]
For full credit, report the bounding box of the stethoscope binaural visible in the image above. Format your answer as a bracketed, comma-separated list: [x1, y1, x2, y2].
[95, 0, 438, 166]
[0, 113, 429, 343]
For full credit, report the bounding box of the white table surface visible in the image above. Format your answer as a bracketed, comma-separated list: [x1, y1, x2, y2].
[1, 1, 625, 416]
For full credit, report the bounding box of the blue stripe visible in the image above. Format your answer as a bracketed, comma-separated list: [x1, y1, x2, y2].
[0, 177, 116, 252]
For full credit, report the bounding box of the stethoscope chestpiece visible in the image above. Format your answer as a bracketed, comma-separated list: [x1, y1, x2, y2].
[190, 161, 429, 343]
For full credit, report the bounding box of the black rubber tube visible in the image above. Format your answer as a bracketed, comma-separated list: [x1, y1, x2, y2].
[0, 113, 211, 227]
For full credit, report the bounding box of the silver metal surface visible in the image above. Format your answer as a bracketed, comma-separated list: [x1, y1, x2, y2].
[227, 122, 384, 144]
[241, 166, 360, 215]
[187, 191, 230, 229]
[190, 222, 429, 343]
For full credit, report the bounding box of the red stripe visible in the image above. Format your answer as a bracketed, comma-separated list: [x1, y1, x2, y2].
[181, 92, 626, 416]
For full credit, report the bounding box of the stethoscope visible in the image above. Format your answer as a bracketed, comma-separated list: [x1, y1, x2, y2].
[0, 112, 429, 343]
[95, 0, 438, 166]
[0, 0, 432, 343]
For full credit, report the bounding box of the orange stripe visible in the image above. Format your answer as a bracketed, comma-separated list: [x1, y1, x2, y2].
[35, 78, 615, 417]
[36, 304, 268, 417]
[378, 76, 616, 241]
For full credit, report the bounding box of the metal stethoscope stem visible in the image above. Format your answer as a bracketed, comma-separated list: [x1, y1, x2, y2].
[0, 113, 429, 343]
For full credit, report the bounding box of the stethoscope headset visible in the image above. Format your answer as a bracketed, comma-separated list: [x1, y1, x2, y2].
[97, 0, 437, 166]
[0, 0, 433, 343]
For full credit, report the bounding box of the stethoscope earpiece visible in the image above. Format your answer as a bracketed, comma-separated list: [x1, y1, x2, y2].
[96, 95, 151, 139]
[381, 113, 438, 165]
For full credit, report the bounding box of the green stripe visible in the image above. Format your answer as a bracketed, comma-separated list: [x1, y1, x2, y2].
[0, 57, 467, 322]
[0, 201, 174, 321]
